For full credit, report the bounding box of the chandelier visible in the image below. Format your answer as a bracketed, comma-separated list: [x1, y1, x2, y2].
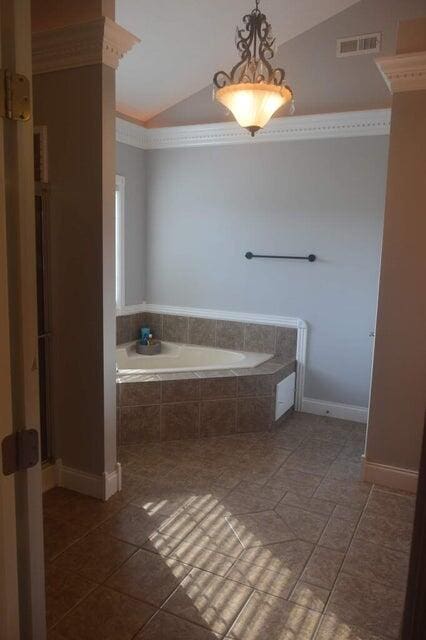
[213, 0, 294, 136]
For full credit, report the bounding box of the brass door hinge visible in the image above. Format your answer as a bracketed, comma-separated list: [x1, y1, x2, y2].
[0, 69, 31, 121]
[2, 430, 39, 475]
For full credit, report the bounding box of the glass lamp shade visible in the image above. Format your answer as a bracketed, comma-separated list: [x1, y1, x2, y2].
[215, 82, 293, 135]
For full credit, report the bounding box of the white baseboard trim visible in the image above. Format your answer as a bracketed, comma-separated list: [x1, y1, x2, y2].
[302, 397, 368, 423]
[42, 462, 59, 493]
[362, 459, 418, 493]
[104, 463, 122, 500]
[44, 460, 122, 500]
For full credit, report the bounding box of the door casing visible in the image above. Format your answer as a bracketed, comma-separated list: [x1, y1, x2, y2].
[0, 0, 46, 637]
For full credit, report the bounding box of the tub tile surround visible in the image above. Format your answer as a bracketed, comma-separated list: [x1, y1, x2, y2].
[116, 311, 298, 362]
[117, 361, 296, 445]
[116, 310, 298, 444]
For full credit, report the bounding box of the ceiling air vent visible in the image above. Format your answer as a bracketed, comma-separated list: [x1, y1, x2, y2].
[336, 32, 381, 58]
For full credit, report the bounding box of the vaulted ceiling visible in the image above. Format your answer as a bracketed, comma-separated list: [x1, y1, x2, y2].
[116, 0, 361, 122]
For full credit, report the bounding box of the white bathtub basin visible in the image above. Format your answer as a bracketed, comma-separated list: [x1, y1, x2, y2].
[116, 341, 273, 375]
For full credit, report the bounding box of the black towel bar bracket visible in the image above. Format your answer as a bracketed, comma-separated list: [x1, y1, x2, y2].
[245, 252, 316, 262]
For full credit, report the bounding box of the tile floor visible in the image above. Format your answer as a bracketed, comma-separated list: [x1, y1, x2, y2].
[44, 412, 415, 640]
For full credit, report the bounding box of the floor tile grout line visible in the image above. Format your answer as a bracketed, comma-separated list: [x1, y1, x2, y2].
[311, 482, 375, 640]
[46, 579, 99, 632]
[223, 586, 257, 638]
[48, 511, 157, 631]
[156, 566, 255, 637]
[45, 419, 370, 636]
[334, 481, 412, 589]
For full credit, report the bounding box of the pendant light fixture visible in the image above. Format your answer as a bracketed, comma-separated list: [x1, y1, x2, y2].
[213, 0, 294, 136]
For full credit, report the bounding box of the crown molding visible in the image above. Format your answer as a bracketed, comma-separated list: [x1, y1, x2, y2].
[32, 17, 140, 74]
[376, 51, 426, 93]
[116, 109, 391, 150]
[116, 116, 150, 148]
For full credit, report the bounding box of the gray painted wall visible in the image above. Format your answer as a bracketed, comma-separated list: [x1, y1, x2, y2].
[147, 0, 425, 128]
[116, 142, 146, 305]
[145, 136, 389, 407]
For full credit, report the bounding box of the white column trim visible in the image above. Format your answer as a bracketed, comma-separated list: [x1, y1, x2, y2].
[376, 51, 426, 93]
[116, 108, 391, 150]
[143, 302, 305, 330]
[33, 17, 140, 74]
[46, 460, 122, 500]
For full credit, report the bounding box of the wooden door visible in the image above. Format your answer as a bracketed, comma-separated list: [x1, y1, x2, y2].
[0, 0, 46, 637]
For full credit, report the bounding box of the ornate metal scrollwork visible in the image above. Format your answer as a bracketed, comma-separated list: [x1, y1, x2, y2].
[213, 0, 287, 90]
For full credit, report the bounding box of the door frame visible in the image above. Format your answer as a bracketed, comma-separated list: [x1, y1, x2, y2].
[0, 41, 20, 640]
[0, 0, 46, 637]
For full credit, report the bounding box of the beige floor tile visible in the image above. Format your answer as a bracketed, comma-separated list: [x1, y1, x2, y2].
[185, 491, 227, 516]
[343, 538, 410, 588]
[289, 581, 330, 612]
[158, 505, 209, 540]
[215, 469, 247, 490]
[164, 568, 252, 635]
[315, 614, 389, 640]
[239, 539, 313, 579]
[284, 453, 334, 476]
[278, 492, 336, 517]
[333, 504, 363, 524]
[43, 487, 83, 514]
[100, 504, 165, 546]
[355, 511, 413, 553]
[43, 515, 91, 563]
[274, 504, 329, 544]
[318, 515, 357, 553]
[129, 480, 195, 517]
[227, 510, 296, 548]
[117, 470, 146, 502]
[44, 422, 408, 640]
[176, 503, 242, 555]
[266, 468, 323, 497]
[143, 530, 182, 557]
[228, 591, 321, 639]
[294, 440, 342, 458]
[169, 539, 234, 576]
[326, 573, 406, 639]
[226, 559, 297, 598]
[55, 586, 156, 640]
[337, 441, 365, 463]
[301, 546, 344, 589]
[267, 430, 306, 451]
[106, 549, 191, 606]
[366, 489, 415, 521]
[45, 565, 96, 628]
[221, 488, 280, 515]
[43, 488, 121, 529]
[135, 611, 221, 639]
[326, 459, 363, 481]
[51, 532, 137, 583]
[314, 478, 371, 510]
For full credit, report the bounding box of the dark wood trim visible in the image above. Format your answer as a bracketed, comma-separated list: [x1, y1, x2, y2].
[401, 414, 426, 639]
